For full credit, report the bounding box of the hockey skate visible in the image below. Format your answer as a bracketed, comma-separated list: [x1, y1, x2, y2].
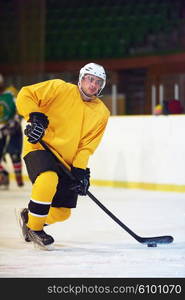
[0, 170, 9, 190]
[18, 208, 31, 242]
[27, 229, 54, 250]
[15, 173, 24, 187]
[18, 208, 54, 250]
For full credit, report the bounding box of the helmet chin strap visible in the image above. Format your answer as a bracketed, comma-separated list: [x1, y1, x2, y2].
[78, 82, 96, 101]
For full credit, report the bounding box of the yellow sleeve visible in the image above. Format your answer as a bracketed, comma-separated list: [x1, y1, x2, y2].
[72, 114, 109, 169]
[16, 79, 65, 120]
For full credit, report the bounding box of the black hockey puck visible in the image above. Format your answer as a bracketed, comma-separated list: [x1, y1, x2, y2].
[147, 243, 157, 247]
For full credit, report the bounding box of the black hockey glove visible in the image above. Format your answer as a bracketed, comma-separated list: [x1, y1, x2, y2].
[70, 167, 90, 196]
[24, 112, 49, 144]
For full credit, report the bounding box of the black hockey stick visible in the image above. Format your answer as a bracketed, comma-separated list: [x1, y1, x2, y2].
[40, 140, 174, 247]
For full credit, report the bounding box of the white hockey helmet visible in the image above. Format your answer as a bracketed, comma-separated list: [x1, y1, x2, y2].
[79, 62, 106, 96]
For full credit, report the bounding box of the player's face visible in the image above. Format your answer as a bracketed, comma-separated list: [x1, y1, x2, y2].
[81, 74, 103, 96]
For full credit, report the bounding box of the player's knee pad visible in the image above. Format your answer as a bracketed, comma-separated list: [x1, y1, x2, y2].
[31, 171, 59, 203]
[45, 207, 71, 225]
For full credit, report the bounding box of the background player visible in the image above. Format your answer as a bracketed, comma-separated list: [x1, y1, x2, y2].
[0, 74, 24, 189]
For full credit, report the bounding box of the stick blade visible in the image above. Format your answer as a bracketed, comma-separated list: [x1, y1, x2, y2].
[139, 235, 174, 245]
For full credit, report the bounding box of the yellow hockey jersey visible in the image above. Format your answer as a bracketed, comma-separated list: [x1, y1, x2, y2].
[16, 79, 110, 169]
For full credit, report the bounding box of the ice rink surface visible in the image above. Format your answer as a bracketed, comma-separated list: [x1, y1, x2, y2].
[0, 181, 184, 278]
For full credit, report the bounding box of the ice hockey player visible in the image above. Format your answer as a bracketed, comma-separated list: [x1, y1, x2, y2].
[16, 63, 110, 249]
[0, 74, 24, 189]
